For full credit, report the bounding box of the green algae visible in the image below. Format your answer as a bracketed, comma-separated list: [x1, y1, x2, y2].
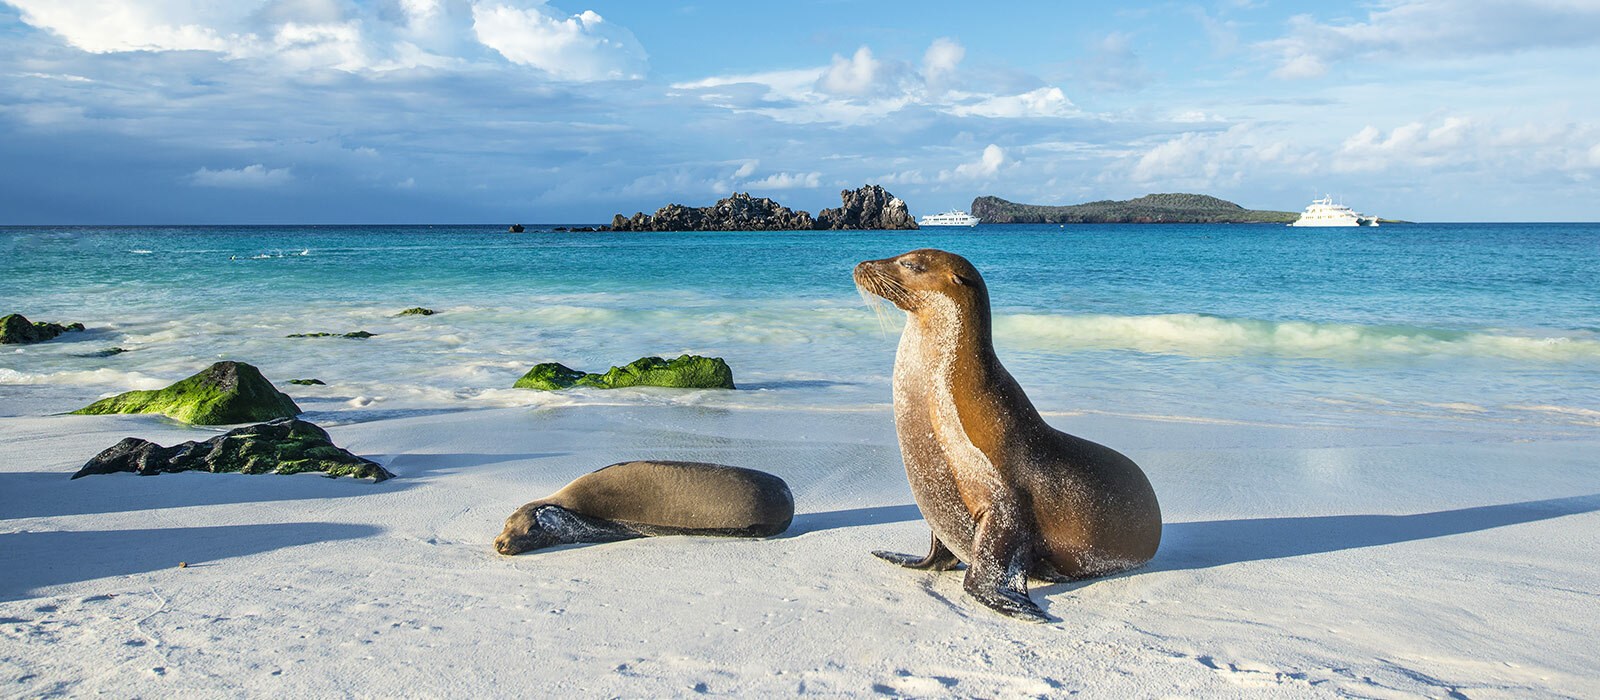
[72, 361, 302, 425]
[398, 307, 436, 316]
[514, 354, 735, 391]
[1, 313, 84, 344]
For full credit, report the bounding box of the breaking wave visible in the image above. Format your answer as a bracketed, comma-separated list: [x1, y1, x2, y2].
[994, 313, 1600, 362]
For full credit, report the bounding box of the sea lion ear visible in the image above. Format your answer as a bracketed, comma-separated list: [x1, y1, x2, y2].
[950, 272, 972, 286]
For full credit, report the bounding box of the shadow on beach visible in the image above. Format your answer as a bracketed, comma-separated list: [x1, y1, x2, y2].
[0, 523, 382, 601]
[783, 494, 1600, 572]
[0, 471, 412, 520]
[378, 452, 569, 479]
[785, 503, 924, 537]
[1151, 493, 1600, 572]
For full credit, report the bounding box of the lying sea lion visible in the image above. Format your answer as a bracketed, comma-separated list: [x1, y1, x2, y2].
[854, 248, 1162, 622]
[494, 460, 794, 555]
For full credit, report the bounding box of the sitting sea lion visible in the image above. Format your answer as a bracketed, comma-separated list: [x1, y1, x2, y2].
[494, 461, 794, 555]
[854, 248, 1162, 622]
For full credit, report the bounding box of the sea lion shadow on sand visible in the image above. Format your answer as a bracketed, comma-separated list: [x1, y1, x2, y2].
[494, 461, 795, 556]
[1145, 493, 1600, 573]
[782, 503, 924, 537]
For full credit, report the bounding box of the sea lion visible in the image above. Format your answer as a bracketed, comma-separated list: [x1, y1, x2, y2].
[854, 248, 1161, 622]
[494, 460, 794, 555]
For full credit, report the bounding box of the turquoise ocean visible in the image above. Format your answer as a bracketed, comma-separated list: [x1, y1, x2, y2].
[3, 223, 1598, 438]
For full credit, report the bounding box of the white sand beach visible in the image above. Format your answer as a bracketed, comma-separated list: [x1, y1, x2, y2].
[4, 399, 1597, 697]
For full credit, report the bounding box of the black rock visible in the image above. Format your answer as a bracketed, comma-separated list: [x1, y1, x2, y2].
[76, 347, 127, 358]
[287, 331, 375, 339]
[608, 185, 916, 231]
[72, 418, 393, 481]
[815, 185, 918, 230]
[509, 224, 526, 233]
[1, 314, 84, 344]
[288, 378, 326, 385]
[609, 192, 816, 231]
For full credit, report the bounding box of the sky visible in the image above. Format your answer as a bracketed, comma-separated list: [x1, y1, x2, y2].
[1, 0, 1598, 224]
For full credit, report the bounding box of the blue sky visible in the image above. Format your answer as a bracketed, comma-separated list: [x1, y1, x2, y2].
[2, 0, 1598, 223]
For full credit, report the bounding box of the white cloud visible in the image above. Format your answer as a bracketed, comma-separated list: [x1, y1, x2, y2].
[672, 67, 824, 95]
[471, 3, 646, 81]
[19, 72, 93, 83]
[272, 21, 369, 72]
[922, 37, 964, 83]
[1261, 0, 1600, 79]
[188, 164, 293, 188]
[743, 171, 821, 190]
[1171, 110, 1224, 123]
[732, 160, 759, 178]
[672, 39, 1079, 125]
[1334, 116, 1600, 174]
[945, 87, 1077, 119]
[5, 0, 643, 78]
[1119, 115, 1600, 191]
[942, 144, 1007, 181]
[817, 46, 881, 96]
[1270, 53, 1327, 80]
[6, 0, 243, 54]
[1124, 125, 1298, 184]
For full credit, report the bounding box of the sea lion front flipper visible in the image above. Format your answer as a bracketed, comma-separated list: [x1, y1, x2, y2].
[964, 510, 1052, 623]
[872, 531, 963, 570]
[535, 505, 643, 547]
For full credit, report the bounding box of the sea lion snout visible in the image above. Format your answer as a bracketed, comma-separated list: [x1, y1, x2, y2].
[495, 505, 545, 555]
[854, 249, 986, 312]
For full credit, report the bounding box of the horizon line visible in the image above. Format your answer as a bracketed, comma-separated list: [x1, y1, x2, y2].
[5, 221, 1600, 227]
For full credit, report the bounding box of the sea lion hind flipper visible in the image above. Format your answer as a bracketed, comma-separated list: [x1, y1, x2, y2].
[872, 532, 963, 570]
[963, 511, 1053, 623]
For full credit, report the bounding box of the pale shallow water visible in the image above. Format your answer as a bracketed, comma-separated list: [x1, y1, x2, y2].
[2, 223, 1598, 436]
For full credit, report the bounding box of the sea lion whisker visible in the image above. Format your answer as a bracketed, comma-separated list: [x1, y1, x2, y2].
[856, 279, 895, 338]
[870, 269, 910, 303]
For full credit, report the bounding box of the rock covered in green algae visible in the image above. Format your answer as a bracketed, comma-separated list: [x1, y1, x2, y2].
[0, 313, 84, 344]
[397, 307, 435, 316]
[72, 417, 393, 481]
[72, 361, 302, 425]
[286, 331, 375, 339]
[514, 354, 735, 390]
[288, 378, 326, 385]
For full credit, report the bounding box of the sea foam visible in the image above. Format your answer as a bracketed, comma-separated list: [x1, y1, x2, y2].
[994, 313, 1600, 362]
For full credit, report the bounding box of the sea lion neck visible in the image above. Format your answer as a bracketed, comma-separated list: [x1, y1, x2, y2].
[908, 287, 994, 357]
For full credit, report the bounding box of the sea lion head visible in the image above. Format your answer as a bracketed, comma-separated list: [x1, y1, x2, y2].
[853, 248, 987, 314]
[494, 503, 561, 555]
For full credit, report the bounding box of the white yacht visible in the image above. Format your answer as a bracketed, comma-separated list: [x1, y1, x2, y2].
[1289, 195, 1379, 227]
[918, 209, 980, 227]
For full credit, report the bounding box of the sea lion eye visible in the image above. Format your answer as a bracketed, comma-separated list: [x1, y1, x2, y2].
[899, 260, 926, 273]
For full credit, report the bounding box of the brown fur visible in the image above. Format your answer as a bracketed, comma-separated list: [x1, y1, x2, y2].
[855, 248, 1161, 622]
[495, 461, 794, 555]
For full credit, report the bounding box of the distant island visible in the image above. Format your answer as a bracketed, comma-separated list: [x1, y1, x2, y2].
[611, 185, 917, 231]
[970, 193, 1299, 224]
